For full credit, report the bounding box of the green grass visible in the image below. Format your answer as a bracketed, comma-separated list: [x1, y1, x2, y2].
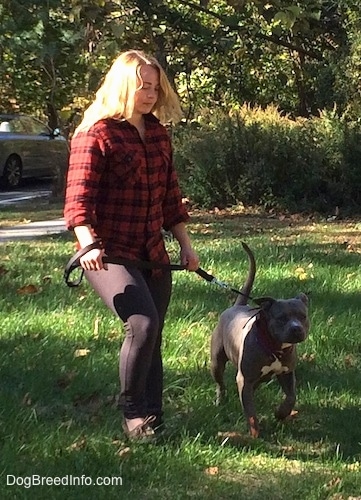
[0, 199, 64, 226]
[0, 209, 361, 499]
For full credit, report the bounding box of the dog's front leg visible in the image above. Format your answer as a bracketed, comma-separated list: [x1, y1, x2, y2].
[236, 371, 259, 438]
[275, 371, 296, 420]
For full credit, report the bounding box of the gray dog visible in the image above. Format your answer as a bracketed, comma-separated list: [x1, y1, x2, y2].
[210, 242, 310, 438]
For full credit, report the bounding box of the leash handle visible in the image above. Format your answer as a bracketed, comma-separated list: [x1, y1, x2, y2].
[63, 241, 102, 287]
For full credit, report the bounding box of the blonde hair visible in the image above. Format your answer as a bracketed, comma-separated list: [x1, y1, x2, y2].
[74, 50, 183, 135]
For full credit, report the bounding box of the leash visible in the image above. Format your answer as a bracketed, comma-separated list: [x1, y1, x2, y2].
[64, 242, 250, 299]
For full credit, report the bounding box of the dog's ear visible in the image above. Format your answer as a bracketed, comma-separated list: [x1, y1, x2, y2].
[296, 292, 309, 305]
[253, 297, 276, 310]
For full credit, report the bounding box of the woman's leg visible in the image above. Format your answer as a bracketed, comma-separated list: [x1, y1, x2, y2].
[84, 264, 160, 420]
[143, 270, 172, 422]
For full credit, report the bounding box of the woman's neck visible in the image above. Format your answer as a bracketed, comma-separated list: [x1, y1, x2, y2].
[128, 114, 145, 141]
[127, 111, 144, 128]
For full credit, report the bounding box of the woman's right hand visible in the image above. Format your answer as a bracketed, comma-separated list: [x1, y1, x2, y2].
[80, 247, 107, 271]
[74, 225, 107, 271]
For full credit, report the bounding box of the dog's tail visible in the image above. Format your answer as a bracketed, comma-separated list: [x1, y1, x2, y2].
[235, 242, 256, 306]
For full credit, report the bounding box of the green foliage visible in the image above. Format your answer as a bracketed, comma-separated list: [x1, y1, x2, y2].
[1, 0, 361, 127]
[173, 105, 361, 213]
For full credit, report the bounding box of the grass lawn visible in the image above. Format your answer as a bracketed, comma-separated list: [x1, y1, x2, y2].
[0, 205, 360, 499]
[0, 198, 64, 227]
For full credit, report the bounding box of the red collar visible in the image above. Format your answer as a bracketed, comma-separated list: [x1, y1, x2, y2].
[255, 311, 293, 359]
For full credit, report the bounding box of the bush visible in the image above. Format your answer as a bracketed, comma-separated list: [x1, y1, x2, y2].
[173, 105, 361, 214]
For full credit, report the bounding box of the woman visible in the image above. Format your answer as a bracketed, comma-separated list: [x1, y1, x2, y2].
[64, 50, 199, 441]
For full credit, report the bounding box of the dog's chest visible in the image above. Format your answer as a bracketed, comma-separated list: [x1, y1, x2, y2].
[260, 357, 290, 377]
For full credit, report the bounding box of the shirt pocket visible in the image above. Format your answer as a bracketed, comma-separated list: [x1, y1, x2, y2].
[111, 148, 142, 186]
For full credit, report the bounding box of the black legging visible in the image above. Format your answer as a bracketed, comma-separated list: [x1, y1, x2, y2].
[85, 264, 172, 419]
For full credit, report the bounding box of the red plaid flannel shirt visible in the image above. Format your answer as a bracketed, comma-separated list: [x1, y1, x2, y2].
[64, 114, 189, 265]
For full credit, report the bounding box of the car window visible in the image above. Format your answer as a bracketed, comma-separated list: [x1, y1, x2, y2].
[6, 117, 26, 133]
[19, 116, 51, 135]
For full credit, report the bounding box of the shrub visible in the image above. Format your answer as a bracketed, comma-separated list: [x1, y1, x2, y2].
[173, 105, 361, 214]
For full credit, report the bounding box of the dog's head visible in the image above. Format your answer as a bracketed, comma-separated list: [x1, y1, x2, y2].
[254, 293, 310, 344]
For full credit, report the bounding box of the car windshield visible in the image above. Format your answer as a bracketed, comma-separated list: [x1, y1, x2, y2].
[0, 116, 51, 135]
[20, 116, 51, 135]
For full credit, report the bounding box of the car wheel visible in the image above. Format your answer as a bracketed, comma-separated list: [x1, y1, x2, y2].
[2, 155, 22, 188]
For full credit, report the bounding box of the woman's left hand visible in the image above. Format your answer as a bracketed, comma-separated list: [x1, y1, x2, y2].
[180, 247, 200, 271]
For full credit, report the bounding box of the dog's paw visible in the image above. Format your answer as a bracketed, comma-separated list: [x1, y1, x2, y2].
[284, 410, 299, 421]
[275, 409, 298, 421]
[248, 417, 259, 438]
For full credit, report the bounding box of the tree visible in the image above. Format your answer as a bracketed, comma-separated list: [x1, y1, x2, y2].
[0, 0, 359, 124]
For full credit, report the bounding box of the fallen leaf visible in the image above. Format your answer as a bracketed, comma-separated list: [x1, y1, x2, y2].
[204, 466, 219, 476]
[66, 437, 87, 451]
[74, 348, 90, 357]
[17, 284, 40, 295]
[116, 446, 131, 458]
[217, 431, 252, 446]
[324, 477, 342, 490]
[93, 317, 100, 338]
[294, 267, 308, 280]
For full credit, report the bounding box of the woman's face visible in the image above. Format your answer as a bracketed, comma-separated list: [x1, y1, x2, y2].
[133, 65, 160, 115]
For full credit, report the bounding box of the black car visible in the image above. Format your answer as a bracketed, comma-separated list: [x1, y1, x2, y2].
[0, 113, 69, 188]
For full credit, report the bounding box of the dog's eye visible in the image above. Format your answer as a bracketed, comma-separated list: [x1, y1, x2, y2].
[297, 312, 307, 321]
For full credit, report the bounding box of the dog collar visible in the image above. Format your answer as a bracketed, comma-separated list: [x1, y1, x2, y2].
[255, 311, 293, 360]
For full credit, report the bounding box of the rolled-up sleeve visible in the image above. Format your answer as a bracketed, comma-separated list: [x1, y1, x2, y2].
[64, 131, 106, 230]
[161, 145, 190, 231]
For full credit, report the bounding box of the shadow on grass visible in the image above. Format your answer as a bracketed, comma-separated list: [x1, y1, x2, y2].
[0, 323, 360, 498]
[163, 361, 361, 456]
[0, 327, 360, 448]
